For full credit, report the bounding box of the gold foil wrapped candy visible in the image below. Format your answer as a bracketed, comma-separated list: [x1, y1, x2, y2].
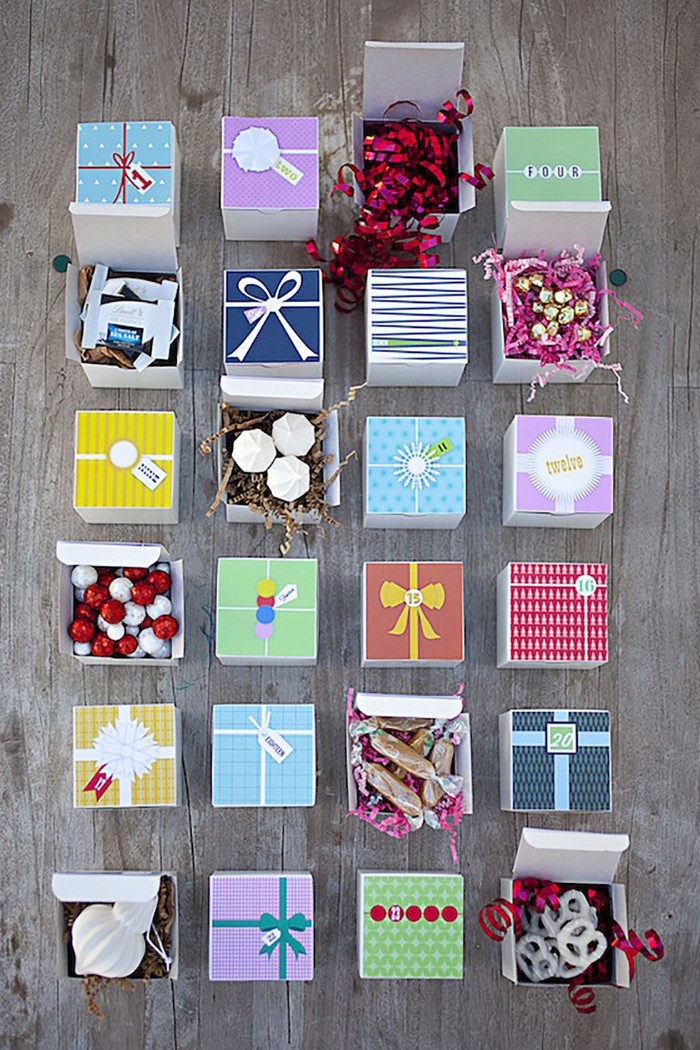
[531, 322, 547, 340]
[574, 299, 590, 318]
[544, 305, 560, 321]
[539, 288, 553, 303]
[559, 306, 575, 325]
[514, 277, 531, 293]
[546, 321, 560, 338]
[554, 289, 573, 304]
[532, 301, 544, 315]
[529, 273, 544, 287]
[578, 327, 592, 342]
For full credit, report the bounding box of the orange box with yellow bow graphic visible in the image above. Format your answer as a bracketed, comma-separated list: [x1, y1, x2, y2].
[362, 561, 464, 666]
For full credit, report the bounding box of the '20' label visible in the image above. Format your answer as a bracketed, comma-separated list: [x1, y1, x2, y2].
[546, 723, 578, 754]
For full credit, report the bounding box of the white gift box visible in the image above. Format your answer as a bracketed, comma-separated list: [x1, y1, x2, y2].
[56, 541, 184, 666]
[346, 691, 473, 825]
[500, 828, 630, 989]
[216, 377, 339, 525]
[365, 269, 468, 387]
[491, 201, 612, 384]
[52, 871, 179, 979]
[353, 42, 476, 244]
[502, 414, 614, 528]
[66, 127, 183, 389]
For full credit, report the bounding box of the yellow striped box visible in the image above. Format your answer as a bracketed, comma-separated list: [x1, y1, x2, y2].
[73, 410, 180, 523]
[73, 704, 181, 808]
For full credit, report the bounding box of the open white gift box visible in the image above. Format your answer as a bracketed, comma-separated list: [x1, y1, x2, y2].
[56, 541, 184, 666]
[65, 195, 183, 390]
[346, 692, 473, 824]
[491, 201, 612, 384]
[52, 871, 178, 980]
[500, 828, 630, 988]
[353, 42, 476, 243]
[217, 377, 340, 525]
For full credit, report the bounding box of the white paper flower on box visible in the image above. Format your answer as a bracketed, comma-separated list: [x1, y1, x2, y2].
[72, 904, 145, 978]
[267, 455, 310, 502]
[92, 708, 161, 783]
[393, 441, 442, 492]
[272, 413, 316, 457]
[231, 126, 280, 172]
[232, 428, 277, 472]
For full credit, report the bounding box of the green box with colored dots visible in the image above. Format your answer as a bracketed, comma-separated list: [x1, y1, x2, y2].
[357, 872, 464, 979]
[216, 557, 318, 666]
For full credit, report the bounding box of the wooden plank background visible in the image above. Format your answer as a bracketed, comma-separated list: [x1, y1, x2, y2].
[1, 0, 697, 1047]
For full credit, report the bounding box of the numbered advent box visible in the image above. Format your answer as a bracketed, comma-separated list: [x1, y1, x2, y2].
[499, 709, 612, 811]
[497, 562, 608, 669]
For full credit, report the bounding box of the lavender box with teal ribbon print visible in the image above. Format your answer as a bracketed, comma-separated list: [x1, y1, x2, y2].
[499, 709, 611, 811]
[76, 121, 175, 205]
[223, 268, 323, 378]
[209, 873, 314, 981]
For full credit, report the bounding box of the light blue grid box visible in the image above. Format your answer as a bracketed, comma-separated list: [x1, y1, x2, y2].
[364, 416, 466, 530]
[76, 121, 175, 205]
[212, 704, 316, 807]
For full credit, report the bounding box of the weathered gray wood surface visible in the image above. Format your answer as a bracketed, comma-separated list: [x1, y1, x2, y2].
[0, 0, 697, 1047]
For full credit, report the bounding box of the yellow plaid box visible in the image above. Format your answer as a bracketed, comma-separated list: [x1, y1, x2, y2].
[73, 704, 179, 808]
[74, 411, 177, 519]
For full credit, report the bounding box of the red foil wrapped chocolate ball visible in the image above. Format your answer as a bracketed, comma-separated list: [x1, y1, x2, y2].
[91, 633, 116, 657]
[147, 569, 170, 595]
[84, 583, 110, 608]
[153, 615, 179, 640]
[99, 599, 126, 625]
[123, 566, 150, 582]
[140, 615, 153, 629]
[116, 634, 138, 656]
[98, 571, 117, 587]
[74, 601, 98, 622]
[130, 581, 156, 606]
[69, 618, 96, 643]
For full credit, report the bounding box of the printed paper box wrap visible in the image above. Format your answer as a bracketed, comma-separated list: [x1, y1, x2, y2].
[212, 704, 316, 807]
[362, 561, 464, 666]
[365, 269, 468, 387]
[76, 121, 175, 205]
[493, 127, 602, 242]
[223, 269, 323, 379]
[357, 872, 464, 979]
[364, 416, 466, 529]
[73, 410, 180, 524]
[209, 872, 314, 981]
[497, 562, 608, 669]
[499, 709, 611, 812]
[74, 705, 181, 809]
[503, 415, 613, 528]
[221, 117, 319, 241]
[216, 557, 318, 666]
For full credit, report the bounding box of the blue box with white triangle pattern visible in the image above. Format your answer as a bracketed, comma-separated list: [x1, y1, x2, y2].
[76, 121, 175, 205]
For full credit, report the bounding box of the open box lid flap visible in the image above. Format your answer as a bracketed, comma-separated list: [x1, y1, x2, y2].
[513, 828, 630, 883]
[502, 200, 611, 260]
[220, 376, 325, 411]
[363, 42, 464, 119]
[70, 203, 179, 271]
[354, 691, 463, 720]
[56, 540, 168, 568]
[52, 872, 162, 903]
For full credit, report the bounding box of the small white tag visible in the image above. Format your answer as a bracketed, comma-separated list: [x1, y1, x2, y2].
[131, 456, 167, 491]
[262, 928, 281, 947]
[128, 161, 156, 193]
[244, 305, 267, 324]
[258, 727, 294, 764]
[274, 584, 298, 607]
[273, 156, 304, 185]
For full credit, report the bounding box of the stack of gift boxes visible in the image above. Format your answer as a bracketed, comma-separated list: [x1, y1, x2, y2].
[51, 39, 660, 1007]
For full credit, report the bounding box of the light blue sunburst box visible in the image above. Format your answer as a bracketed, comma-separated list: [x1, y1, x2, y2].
[363, 416, 466, 530]
[212, 704, 316, 807]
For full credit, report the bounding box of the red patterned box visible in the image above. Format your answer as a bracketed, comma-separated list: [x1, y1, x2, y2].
[497, 562, 608, 669]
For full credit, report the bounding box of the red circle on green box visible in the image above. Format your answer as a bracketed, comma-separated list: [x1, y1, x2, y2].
[441, 906, 458, 923]
[388, 905, 403, 922]
[257, 596, 275, 607]
[423, 906, 439, 923]
[406, 906, 422, 922]
[369, 905, 386, 922]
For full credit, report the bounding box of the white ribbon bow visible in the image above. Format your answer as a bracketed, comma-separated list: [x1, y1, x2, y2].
[248, 708, 271, 740]
[231, 270, 317, 362]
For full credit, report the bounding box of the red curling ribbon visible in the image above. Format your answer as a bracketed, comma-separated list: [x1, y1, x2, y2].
[513, 878, 562, 912]
[609, 923, 664, 981]
[478, 898, 522, 941]
[568, 980, 597, 1014]
[459, 162, 495, 190]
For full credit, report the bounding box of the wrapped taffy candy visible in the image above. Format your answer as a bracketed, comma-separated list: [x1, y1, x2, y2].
[371, 731, 436, 779]
[392, 727, 433, 781]
[422, 739, 454, 808]
[365, 764, 423, 827]
[374, 716, 432, 732]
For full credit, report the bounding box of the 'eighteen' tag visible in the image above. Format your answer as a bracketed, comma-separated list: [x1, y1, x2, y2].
[132, 456, 168, 491]
[257, 726, 294, 764]
[273, 156, 304, 185]
[274, 584, 298, 607]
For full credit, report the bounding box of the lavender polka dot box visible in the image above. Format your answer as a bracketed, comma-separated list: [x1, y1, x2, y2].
[503, 414, 613, 529]
[364, 416, 466, 529]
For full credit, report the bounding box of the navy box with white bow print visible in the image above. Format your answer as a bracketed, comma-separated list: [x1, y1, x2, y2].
[223, 268, 323, 377]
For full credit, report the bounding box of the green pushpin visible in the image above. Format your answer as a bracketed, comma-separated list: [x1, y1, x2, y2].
[609, 269, 627, 287]
[52, 254, 71, 273]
